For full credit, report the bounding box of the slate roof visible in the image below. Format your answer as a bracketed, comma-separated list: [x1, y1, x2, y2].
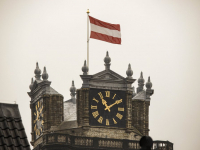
[58, 120, 78, 130]
[133, 90, 146, 100]
[64, 98, 76, 104]
[0, 103, 30, 150]
[44, 86, 60, 95]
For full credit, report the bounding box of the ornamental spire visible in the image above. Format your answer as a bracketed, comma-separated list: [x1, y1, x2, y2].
[146, 76, 154, 99]
[146, 76, 152, 89]
[137, 72, 145, 93]
[126, 63, 133, 79]
[82, 60, 88, 75]
[42, 67, 49, 81]
[34, 62, 41, 80]
[104, 51, 111, 70]
[70, 80, 76, 103]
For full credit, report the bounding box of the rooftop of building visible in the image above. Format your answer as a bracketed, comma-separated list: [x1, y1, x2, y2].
[0, 103, 30, 150]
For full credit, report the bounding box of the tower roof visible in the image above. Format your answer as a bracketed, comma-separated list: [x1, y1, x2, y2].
[133, 90, 146, 100]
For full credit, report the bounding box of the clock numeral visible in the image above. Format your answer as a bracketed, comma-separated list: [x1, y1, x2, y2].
[112, 94, 116, 99]
[113, 118, 117, 124]
[91, 105, 97, 109]
[34, 124, 36, 131]
[98, 92, 103, 99]
[98, 116, 103, 124]
[36, 105, 38, 111]
[41, 120, 44, 125]
[106, 119, 109, 126]
[92, 111, 99, 118]
[105, 91, 110, 97]
[41, 128, 43, 133]
[118, 107, 124, 111]
[38, 101, 40, 108]
[116, 113, 123, 120]
[93, 98, 99, 103]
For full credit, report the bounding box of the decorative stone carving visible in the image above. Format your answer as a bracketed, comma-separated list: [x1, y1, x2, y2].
[99, 140, 122, 148]
[57, 135, 66, 142]
[48, 136, 55, 142]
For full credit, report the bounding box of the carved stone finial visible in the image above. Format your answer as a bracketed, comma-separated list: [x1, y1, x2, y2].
[146, 76, 154, 99]
[70, 80, 76, 99]
[34, 62, 41, 80]
[42, 67, 49, 81]
[138, 72, 145, 84]
[82, 60, 88, 75]
[29, 78, 34, 90]
[137, 72, 145, 93]
[126, 64, 133, 79]
[104, 51, 111, 70]
[146, 76, 152, 89]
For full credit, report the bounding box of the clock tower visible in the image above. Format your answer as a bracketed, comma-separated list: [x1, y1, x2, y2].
[27, 52, 173, 150]
[76, 51, 145, 139]
[28, 63, 63, 146]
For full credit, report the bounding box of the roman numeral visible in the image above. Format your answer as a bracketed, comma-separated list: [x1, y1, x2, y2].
[92, 111, 99, 118]
[91, 105, 97, 109]
[34, 124, 36, 131]
[106, 119, 109, 126]
[113, 118, 117, 124]
[118, 107, 124, 111]
[93, 98, 99, 103]
[98, 92, 103, 99]
[116, 113, 123, 120]
[112, 94, 116, 99]
[98, 116, 103, 124]
[105, 91, 110, 97]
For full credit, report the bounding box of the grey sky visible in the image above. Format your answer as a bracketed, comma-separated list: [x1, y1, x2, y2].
[0, 0, 200, 149]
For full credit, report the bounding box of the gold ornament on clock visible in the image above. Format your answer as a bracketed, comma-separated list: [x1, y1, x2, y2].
[33, 100, 44, 138]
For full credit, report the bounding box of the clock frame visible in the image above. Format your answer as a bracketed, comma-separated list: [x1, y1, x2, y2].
[89, 89, 126, 128]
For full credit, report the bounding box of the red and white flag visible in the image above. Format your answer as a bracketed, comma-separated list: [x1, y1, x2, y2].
[89, 16, 121, 44]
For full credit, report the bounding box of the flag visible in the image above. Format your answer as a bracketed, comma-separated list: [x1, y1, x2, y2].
[89, 16, 121, 44]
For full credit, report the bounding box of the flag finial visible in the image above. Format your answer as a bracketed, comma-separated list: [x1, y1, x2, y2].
[87, 9, 90, 13]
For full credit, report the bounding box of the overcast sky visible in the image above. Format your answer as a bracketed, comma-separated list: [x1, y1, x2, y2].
[0, 0, 200, 149]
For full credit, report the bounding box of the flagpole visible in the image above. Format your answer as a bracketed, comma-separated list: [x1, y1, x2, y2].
[87, 9, 90, 74]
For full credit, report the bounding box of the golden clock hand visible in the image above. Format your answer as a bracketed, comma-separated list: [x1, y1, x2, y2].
[115, 99, 123, 104]
[102, 99, 111, 112]
[105, 99, 122, 110]
[40, 106, 43, 113]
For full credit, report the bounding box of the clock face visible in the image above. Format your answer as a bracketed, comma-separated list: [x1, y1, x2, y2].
[89, 89, 126, 128]
[33, 99, 44, 139]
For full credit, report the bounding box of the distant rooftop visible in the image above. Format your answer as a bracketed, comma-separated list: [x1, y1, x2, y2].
[0, 103, 30, 150]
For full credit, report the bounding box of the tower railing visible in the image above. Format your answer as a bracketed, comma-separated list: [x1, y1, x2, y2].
[33, 133, 173, 150]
